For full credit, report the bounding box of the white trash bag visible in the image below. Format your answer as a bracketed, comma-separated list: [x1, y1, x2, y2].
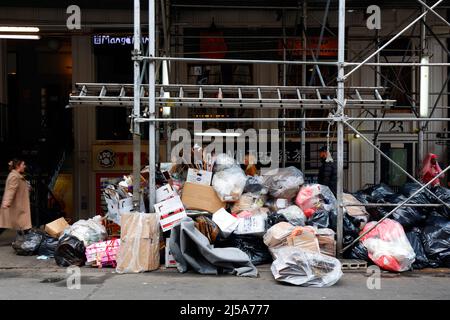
[63, 215, 107, 247]
[212, 166, 248, 202]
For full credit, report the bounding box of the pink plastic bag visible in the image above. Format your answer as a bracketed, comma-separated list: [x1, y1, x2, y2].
[360, 219, 415, 272]
[295, 185, 322, 218]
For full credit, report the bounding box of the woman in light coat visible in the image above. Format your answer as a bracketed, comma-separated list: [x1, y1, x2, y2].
[0, 159, 32, 235]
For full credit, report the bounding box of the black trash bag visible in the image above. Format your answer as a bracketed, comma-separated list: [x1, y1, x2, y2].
[37, 234, 59, 257]
[352, 191, 370, 204]
[400, 183, 432, 205]
[54, 235, 86, 267]
[430, 186, 450, 218]
[244, 176, 266, 194]
[406, 228, 430, 270]
[306, 209, 360, 239]
[365, 184, 395, 202]
[217, 235, 272, 266]
[266, 212, 289, 228]
[343, 241, 369, 261]
[12, 229, 45, 256]
[422, 214, 450, 267]
[381, 194, 427, 230]
[306, 209, 330, 229]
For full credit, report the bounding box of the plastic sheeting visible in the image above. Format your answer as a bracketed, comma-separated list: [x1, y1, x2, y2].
[361, 219, 415, 272]
[270, 246, 343, 287]
[169, 217, 258, 277]
[261, 167, 305, 200]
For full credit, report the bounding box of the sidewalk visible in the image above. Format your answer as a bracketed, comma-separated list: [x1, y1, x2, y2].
[1, 229, 450, 300]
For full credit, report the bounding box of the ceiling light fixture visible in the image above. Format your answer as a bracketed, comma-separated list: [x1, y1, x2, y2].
[0, 35, 40, 40]
[0, 27, 40, 33]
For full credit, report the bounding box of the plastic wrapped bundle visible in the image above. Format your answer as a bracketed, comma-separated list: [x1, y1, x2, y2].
[270, 246, 343, 287]
[12, 229, 44, 256]
[295, 184, 336, 219]
[277, 205, 306, 226]
[213, 153, 238, 172]
[54, 235, 87, 267]
[212, 166, 248, 202]
[63, 215, 107, 247]
[422, 214, 450, 267]
[261, 166, 305, 200]
[361, 219, 416, 272]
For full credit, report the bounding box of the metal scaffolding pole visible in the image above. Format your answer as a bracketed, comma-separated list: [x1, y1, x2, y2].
[343, 0, 444, 80]
[282, 9, 287, 168]
[132, 0, 142, 208]
[336, 0, 346, 259]
[148, 0, 157, 212]
[418, 1, 428, 175]
[301, 1, 307, 174]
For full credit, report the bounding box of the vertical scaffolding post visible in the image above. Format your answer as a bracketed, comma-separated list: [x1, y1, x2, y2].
[132, 0, 142, 208]
[301, 1, 307, 173]
[282, 9, 287, 168]
[374, 29, 381, 184]
[149, 0, 157, 212]
[336, 0, 346, 258]
[418, 1, 427, 171]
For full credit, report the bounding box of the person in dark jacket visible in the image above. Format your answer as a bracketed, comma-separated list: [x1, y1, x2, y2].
[318, 146, 337, 195]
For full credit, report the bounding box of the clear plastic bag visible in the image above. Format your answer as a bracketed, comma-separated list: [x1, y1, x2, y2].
[212, 166, 248, 202]
[63, 215, 107, 247]
[295, 184, 336, 218]
[213, 153, 238, 172]
[361, 219, 415, 272]
[261, 166, 305, 199]
[277, 205, 306, 226]
[270, 246, 343, 287]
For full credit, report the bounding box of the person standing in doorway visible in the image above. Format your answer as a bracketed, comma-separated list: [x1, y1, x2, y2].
[420, 153, 443, 187]
[0, 159, 32, 235]
[318, 146, 337, 195]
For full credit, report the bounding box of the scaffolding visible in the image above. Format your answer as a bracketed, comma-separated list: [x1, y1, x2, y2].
[69, 0, 450, 258]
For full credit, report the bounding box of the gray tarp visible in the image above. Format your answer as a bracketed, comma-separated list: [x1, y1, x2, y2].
[169, 217, 258, 277]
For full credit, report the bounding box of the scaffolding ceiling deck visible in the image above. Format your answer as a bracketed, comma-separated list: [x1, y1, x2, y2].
[69, 83, 395, 109]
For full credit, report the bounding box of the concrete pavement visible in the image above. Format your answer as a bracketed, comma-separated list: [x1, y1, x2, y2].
[1, 229, 450, 300]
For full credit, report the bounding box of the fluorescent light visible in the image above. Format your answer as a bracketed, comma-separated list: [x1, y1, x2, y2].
[354, 133, 361, 139]
[194, 132, 242, 137]
[420, 55, 429, 118]
[0, 35, 40, 40]
[0, 27, 39, 33]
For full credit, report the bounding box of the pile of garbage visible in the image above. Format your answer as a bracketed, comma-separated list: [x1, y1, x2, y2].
[350, 183, 450, 270]
[14, 153, 450, 286]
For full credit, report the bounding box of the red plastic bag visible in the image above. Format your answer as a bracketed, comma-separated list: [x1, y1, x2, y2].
[360, 219, 415, 272]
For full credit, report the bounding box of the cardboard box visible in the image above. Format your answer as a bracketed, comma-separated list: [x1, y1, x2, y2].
[44, 217, 69, 238]
[165, 238, 177, 268]
[116, 212, 160, 273]
[156, 184, 176, 203]
[287, 231, 321, 254]
[154, 196, 187, 232]
[181, 182, 225, 213]
[186, 168, 213, 186]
